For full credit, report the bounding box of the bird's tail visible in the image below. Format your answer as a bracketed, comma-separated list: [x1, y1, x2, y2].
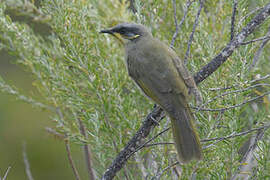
[168, 101, 202, 163]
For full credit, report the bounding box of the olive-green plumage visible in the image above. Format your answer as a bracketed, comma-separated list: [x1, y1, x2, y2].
[101, 23, 202, 163]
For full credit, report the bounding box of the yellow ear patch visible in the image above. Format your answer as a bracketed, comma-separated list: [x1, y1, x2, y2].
[122, 34, 140, 40]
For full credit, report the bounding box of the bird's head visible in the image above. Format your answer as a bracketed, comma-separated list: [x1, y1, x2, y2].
[100, 23, 151, 44]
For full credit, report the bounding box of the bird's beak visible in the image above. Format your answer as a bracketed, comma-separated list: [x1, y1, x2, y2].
[100, 28, 124, 45]
[100, 29, 114, 34]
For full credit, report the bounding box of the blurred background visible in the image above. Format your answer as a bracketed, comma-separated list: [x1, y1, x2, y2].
[0, 50, 86, 180]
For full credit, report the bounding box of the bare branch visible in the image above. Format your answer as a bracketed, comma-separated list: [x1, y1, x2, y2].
[240, 35, 270, 45]
[231, 0, 238, 41]
[144, 142, 174, 147]
[45, 127, 65, 140]
[2, 166, 11, 180]
[171, 0, 195, 47]
[172, 0, 178, 28]
[250, 74, 270, 83]
[55, 109, 81, 180]
[155, 161, 180, 180]
[184, 0, 204, 64]
[77, 118, 96, 180]
[64, 140, 81, 180]
[209, 85, 237, 91]
[23, 143, 34, 180]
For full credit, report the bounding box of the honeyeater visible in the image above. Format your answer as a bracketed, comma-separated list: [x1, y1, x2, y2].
[100, 23, 202, 163]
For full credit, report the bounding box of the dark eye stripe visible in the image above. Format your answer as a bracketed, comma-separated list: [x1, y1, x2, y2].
[119, 28, 126, 34]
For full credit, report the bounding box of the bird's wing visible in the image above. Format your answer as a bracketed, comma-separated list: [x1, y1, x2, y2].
[132, 78, 163, 105]
[169, 50, 203, 104]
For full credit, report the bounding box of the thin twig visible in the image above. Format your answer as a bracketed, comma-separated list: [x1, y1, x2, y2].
[23, 143, 34, 180]
[192, 91, 270, 112]
[250, 74, 270, 83]
[56, 109, 81, 180]
[172, 0, 178, 28]
[184, 0, 204, 64]
[248, 26, 270, 71]
[144, 142, 174, 147]
[231, 0, 238, 41]
[64, 140, 81, 180]
[126, 127, 170, 160]
[2, 166, 11, 180]
[209, 85, 237, 91]
[240, 35, 270, 45]
[45, 127, 65, 140]
[155, 161, 180, 179]
[77, 118, 96, 180]
[0, 80, 53, 111]
[209, 74, 270, 91]
[171, 0, 195, 47]
[200, 83, 270, 109]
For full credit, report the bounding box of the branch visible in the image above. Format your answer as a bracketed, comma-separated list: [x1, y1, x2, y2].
[64, 140, 81, 180]
[45, 126, 82, 180]
[248, 26, 270, 71]
[171, 0, 195, 47]
[208, 73, 270, 91]
[54, 108, 82, 180]
[22, 143, 34, 180]
[231, 0, 238, 41]
[77, 118, 96, 180]
[2, 166, 11, 180]
[184, 0, 204, 64]
[250, 73, 270, 83]
[240, 35, 270, 45]
[101, 3, 270, 180]
[155, 161, 180, 179]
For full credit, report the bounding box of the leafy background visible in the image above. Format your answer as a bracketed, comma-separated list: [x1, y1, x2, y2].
[0, 0, 269, 179]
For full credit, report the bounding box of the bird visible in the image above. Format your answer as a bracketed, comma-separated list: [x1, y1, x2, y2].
[100, 23, 202, 163]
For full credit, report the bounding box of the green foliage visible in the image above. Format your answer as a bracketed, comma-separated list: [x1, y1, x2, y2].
[0, 0, 269, 179]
